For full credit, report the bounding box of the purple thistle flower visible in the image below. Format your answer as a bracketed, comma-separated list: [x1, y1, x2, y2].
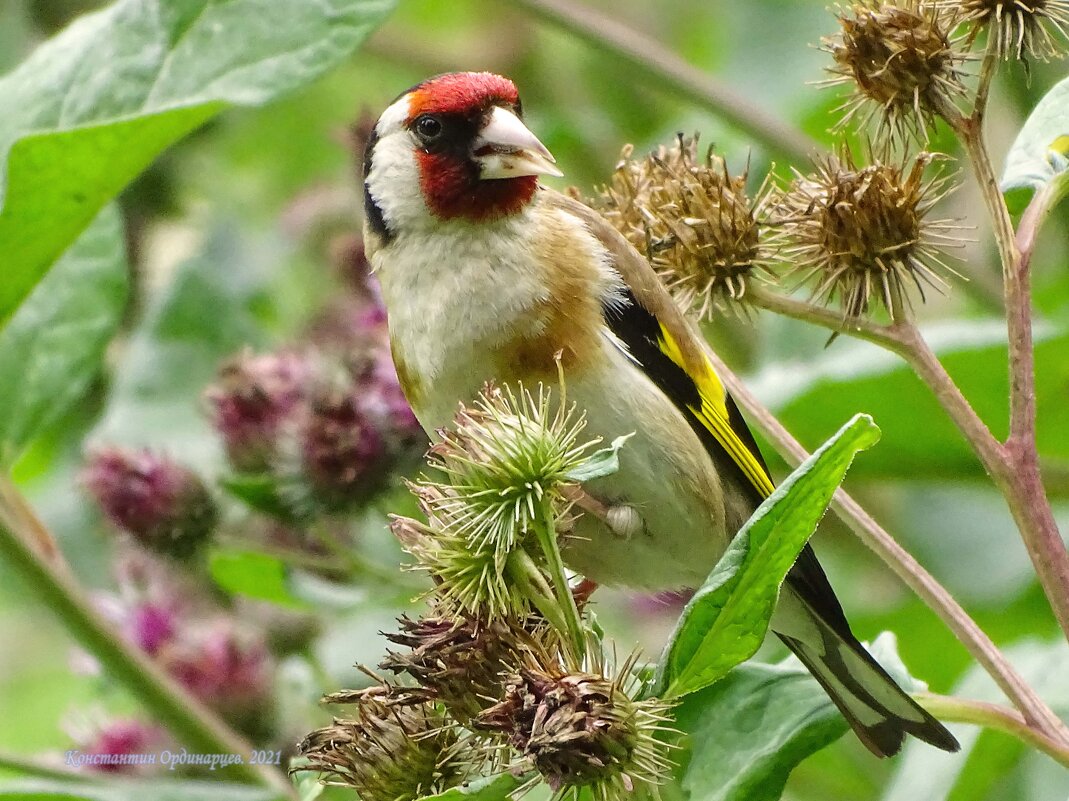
[81, 448, 217, 558]
[298, 388, 386, 510]
[206, 350, 308, 472]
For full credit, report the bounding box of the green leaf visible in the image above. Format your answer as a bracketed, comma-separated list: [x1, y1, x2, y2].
[754, 320, 1069, 479]
[0, 0, 396, 326]
[564, 433, 633, 482]
[208, 548, 309, 609]
[675, 634, 914, 801]
[674, 655, 848, 801]
[657, 414, 881, 698]
[0, 777, 282, 801]
[221, 472, 300, 522]
[0, 205, 128, 467]
[1002, 73, 1069, 200]
[417, 774, 525, 801]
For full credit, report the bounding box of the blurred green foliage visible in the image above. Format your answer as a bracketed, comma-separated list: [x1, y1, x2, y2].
[1, 0, 1068, 800]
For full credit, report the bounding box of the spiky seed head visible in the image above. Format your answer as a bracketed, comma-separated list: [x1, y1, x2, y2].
[772, 148, 962, 320]
[476, 659, 675, 801]
[593, 137, 772, 320]
[937, 0, 1069, 59]
[408, 382, 600, 619]
[380, 613, 542, 725]
[824, 2, 968, 143]
[298, 687, 468, 801]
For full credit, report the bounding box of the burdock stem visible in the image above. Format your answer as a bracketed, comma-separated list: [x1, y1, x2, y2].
[534, 500, 587, 661]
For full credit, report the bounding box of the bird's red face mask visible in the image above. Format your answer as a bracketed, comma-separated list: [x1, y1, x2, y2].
[403, 72, 561, 222]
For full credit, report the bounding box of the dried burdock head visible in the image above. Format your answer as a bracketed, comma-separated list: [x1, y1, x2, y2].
[594, 137, 772, 320]
[405, 382, 601, 619]
[772, 147, 962, 320]
[380, 613, 547, 725]
[938, 0, 1069, 59]
[824, 1, 968, 142]
[298, 686, 469, 801]
[477, 653, 675, 801]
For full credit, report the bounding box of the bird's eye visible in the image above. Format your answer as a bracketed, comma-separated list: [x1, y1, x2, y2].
[414, 115, 443, 143]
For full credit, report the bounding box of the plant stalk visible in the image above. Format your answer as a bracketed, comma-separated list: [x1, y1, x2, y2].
[533, 501, 587, 661]
[951, 103, 1069, 645]
[752, 282, 1069, 646]
[916, 693, 1069, 769]
[513, 0, 818, 163]
[0, 476, 297, 799]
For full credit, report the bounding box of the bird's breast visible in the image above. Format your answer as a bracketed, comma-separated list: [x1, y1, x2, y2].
[373, 203, 617, 430]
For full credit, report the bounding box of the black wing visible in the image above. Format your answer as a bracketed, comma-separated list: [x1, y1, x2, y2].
[601, 287, 852, 638]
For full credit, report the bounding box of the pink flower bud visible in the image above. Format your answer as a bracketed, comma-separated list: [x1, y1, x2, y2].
[206, 350, 308, 472]
[77, 718, 167, 774]
[299, 389, 385, 509]
[81, 448, 217, 558]
[164, 620, 273, 722]
[130, 603, 176, 656]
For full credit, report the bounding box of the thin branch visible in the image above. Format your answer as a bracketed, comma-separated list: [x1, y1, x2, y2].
[748, 286, 903, 351]
[888, 322, 1010, 477]
[0, 752, 87, 782]
[702, 351, 1069, 741]
[752, 281, 1069, 643]
[970, 35, 1000, 126]
[0, 475, 298, 800]
[916, 693, 1069, 769]
[512, 0, 819, 164]
[951, 101, 1069, 644]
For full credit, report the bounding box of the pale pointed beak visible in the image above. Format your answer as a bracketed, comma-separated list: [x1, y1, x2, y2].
[473, 106, 563, 180]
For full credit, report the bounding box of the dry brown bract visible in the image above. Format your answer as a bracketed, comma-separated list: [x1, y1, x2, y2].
[824, 1, 968, 143]
[592, 136, 772, 321]
[771, 148, 963, 320]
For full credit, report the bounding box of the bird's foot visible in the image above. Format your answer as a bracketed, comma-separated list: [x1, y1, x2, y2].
[573, 578, 599, 607]
[561, 486, 646, 540]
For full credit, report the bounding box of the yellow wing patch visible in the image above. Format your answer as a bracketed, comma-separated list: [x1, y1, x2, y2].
[656, 323, 776, 499]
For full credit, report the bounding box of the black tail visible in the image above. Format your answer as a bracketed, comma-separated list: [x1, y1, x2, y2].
[774, 588, 960, 757]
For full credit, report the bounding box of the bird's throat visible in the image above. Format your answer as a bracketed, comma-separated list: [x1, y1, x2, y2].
[417, 151, 538, 222]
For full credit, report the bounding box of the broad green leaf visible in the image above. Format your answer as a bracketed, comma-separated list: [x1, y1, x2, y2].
[752, 320, 1069, 480]
[0, 0, 396, 326]
[0, 206, 128, 467]
[1001, 73, 1069, 203]
[675, 634, 917, 801]
[658, 414, 881, 698]
[0, 777, 282, 801]
[208, 548, 310, 609]
[563, 433, 633, 482]
[674, 657, 847, 801]
[417, 774, 524, 801]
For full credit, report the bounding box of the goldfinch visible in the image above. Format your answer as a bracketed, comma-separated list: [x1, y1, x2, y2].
[362, 71, 959, 757]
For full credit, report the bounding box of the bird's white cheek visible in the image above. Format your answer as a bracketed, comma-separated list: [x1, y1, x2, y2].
[365, 131, 431, 233]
